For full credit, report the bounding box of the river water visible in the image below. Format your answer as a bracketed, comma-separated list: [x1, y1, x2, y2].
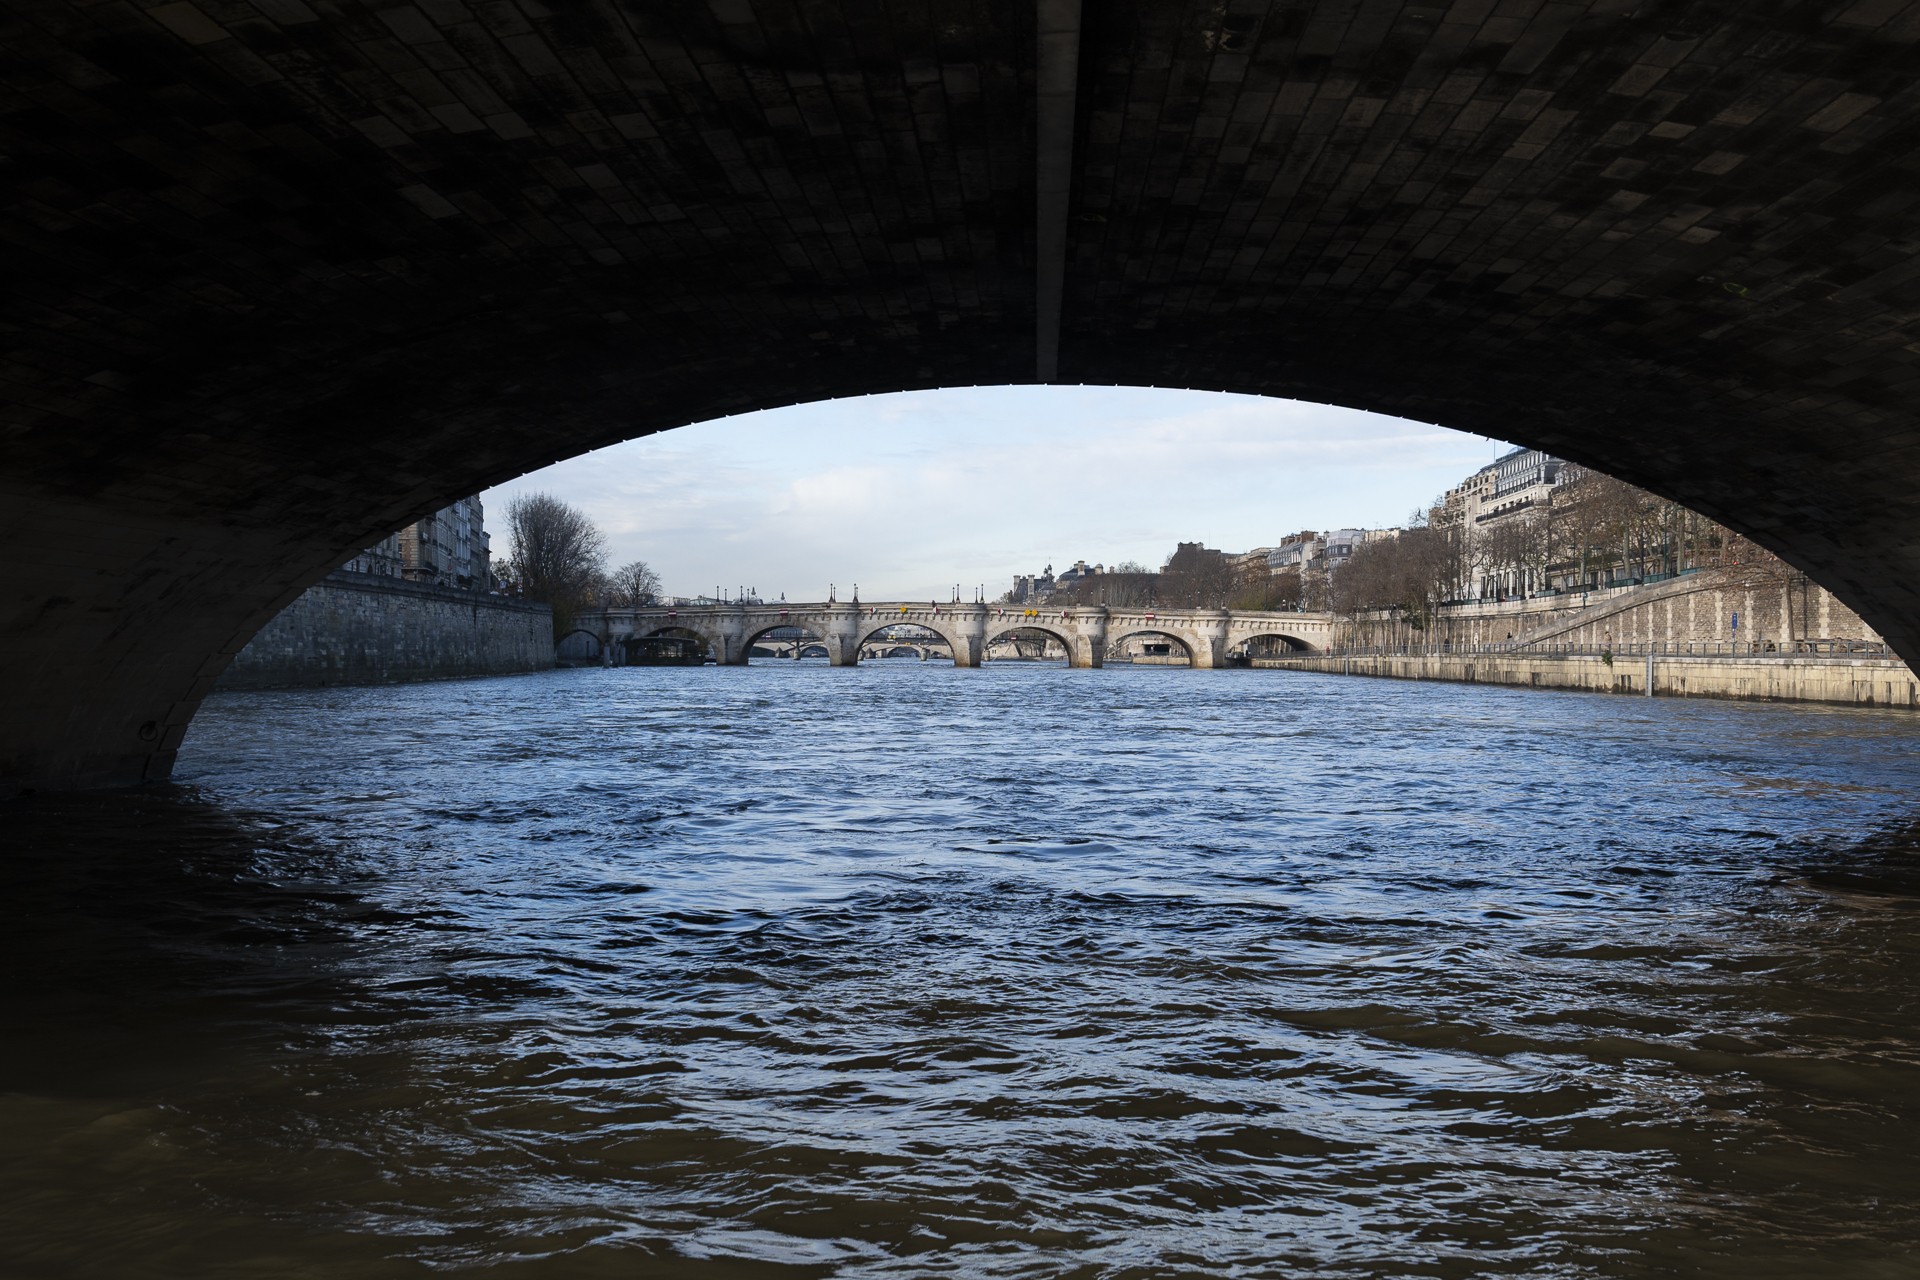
[5, 662, 1920, 1278]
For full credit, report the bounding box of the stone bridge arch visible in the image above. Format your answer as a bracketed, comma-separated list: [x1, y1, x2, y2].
[1109, 628, 1202, 664]
[644, 626, 718, 664]
[853, 617, 964, 665]
[6, 6, 1920, 786]
[1234, 632, 1322, 658]
[743, 621, 825, 661]
[984, 622, 1075, 662]
[981, 610, 1116, 667]
[554, 628, 604, 666]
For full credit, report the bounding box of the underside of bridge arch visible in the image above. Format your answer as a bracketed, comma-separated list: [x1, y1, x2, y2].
[645, 626, 716, 659]
[856, 623, 957, 659]
[1237, 633, 1319, 656]
[1121, 629, 1190, 652]
[1110, 630, 1199, 661]
[554, 628, 603, 662]
[985, 624, 1073, 654]
[745, 624, 823, 655]
[7, 3, 1920, 788]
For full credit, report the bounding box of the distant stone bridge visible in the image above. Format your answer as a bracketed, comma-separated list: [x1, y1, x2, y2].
[572, 603, 1335, 668]
[752, 638, 949, 661]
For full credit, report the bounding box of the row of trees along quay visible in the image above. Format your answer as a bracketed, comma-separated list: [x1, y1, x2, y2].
[1043, 466, 1801, 636]
[1332, 466, 1802, 647]
[497, 493, 658, 640]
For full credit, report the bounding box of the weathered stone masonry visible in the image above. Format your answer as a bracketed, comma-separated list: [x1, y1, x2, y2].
[216, 573, 551, 691]
[1348, 570, 1881, 651]
[1263, 652, 1919, 709]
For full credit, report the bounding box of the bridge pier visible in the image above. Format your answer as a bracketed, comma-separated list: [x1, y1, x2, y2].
[710, 606, 750, 665]
[1189, 611, 1231, 669]
[1067, 606, 1107, 669]
[951, 604, 986, 668]
[819, 605, 863, 666]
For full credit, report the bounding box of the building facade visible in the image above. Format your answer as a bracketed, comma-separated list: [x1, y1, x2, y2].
[1433, 447, 1573, 599]
[1264, 528, 1398, 584]
[1009, 565, 1057, 603]
[1266, 531, 1321, 575]
[342, 496, 492, 591]
[1055, 560, 1102, 591]
[1321, 528, 1398, 574]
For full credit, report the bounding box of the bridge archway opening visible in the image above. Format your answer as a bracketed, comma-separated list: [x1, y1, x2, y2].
[984, 626, 1072, 664]
[1109, 630, 1196, 667]
[644, 627, 715, 663]
[862, 622, 946, 644]
[554, 629, 603, 666]
[855, 622, 953, 662]
[745, 624, 824, 662]
[1237, 633, 1319, 659]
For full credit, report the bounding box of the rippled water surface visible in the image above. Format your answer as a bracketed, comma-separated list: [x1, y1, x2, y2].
[7, 663, 1920, 1278]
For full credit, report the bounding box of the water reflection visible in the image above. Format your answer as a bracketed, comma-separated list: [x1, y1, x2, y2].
[3, 666, 1919, 1277]
[1786, 814, 1920, 901]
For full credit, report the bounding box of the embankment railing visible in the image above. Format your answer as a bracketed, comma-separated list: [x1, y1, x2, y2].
[1287, 639, 1894, 661]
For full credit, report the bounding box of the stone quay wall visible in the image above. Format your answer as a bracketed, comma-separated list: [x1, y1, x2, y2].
[1257, 652, 1919, 708]
[217, 571, 552, 690]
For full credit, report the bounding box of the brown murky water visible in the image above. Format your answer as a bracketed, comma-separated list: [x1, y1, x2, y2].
[5, 664, 1920, 1277]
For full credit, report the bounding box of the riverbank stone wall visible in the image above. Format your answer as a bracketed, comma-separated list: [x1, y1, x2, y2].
[1345, 571, 1878, 652]
[1261, 652, 1918, 708]
[217, 572, 552, 691]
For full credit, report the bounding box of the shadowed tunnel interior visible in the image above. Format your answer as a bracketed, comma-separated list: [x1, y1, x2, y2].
[5, 0, 1920, 788]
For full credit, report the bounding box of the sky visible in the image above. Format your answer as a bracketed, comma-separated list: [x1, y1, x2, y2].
[480, 386, 1512, 602]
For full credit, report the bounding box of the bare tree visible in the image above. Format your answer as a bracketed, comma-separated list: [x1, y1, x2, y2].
[1235, 566, 1302, 611]
[1095, 571, 1161, 608]
[1047, 565, 1157, 608]
[1426, 510, 1469, 604]
[1515, 509, 1556, 596]
[1550, 465, 1621, 587]
[1159, 542, 1238, 607]
[504, 492, 607, 638]
[1329, 513, 1459, 643]
[1481, 516, 1533, 599]
[604, 558, 661, 608]
[1549, 466, 1703, 588]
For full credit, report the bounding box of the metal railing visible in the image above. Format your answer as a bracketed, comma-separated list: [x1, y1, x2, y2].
[1300, 639, 1894, 660]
